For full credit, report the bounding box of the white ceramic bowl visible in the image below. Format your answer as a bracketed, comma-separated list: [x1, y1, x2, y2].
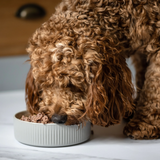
[14, 111, 91, 147]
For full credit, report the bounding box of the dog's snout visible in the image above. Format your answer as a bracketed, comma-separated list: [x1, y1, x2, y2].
[51, 114, 67, 124]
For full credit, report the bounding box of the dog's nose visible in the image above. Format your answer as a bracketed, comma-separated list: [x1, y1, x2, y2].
[51, 114, 67, 124]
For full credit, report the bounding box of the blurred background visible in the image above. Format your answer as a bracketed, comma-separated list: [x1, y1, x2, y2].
[0, 0, 61, 91]
[0, 0, 135, 92]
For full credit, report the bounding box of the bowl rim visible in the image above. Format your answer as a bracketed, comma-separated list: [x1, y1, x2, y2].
[14, 110, 87, 126]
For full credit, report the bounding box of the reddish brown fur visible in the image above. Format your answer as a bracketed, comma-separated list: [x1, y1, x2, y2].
[25, 68, 40, 114]
[26, 0, 160, 139]
[84, 53, 134, 126]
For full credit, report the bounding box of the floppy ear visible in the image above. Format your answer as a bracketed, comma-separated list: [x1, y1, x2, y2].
[85, 54, 135, 127]
[25, 68, 40, 114]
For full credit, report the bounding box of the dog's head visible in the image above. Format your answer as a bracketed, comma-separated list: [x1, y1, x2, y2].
[26, 11, 134, 126]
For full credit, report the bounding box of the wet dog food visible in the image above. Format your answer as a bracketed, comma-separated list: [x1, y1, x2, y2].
[21, 112, 52, 124]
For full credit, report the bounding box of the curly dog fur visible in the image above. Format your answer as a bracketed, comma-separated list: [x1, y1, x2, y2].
[25, 0, 160, 139]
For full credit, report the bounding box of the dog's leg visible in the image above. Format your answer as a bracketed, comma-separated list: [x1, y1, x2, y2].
[122, 1, 160, 139]
[124, 52, 160, 139]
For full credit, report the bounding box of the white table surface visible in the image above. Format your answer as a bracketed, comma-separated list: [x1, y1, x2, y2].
[0, 90, 160, 160]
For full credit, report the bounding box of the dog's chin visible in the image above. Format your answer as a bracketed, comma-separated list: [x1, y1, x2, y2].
[64, 115, 81, 125]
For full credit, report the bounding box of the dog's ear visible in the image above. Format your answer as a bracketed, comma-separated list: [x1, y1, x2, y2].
[25, 68, 40, 114]
[84, 53, 135, 127]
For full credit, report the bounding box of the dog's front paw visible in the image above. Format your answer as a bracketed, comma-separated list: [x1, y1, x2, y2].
[123, 119, 160, 139]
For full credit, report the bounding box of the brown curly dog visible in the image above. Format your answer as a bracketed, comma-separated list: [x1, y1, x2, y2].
[25, 0, 160, 139]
